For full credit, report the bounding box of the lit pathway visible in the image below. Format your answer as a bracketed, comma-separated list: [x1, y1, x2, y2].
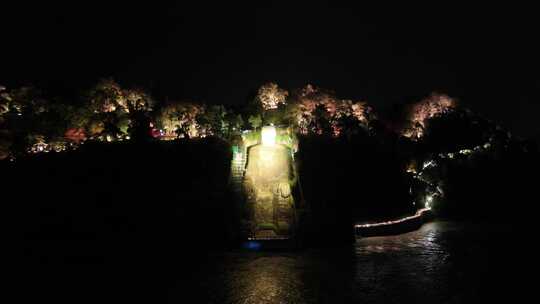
[354, 208, 431, 229]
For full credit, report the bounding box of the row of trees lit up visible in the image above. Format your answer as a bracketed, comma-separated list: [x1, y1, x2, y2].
[0, 79, 516, 161]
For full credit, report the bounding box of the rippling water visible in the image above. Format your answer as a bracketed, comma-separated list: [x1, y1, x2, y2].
[168, 221, 535, 303]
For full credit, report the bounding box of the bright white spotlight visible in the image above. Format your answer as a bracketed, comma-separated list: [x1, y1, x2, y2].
[261, 125, 276, 146]
[425, 195, 433, 209]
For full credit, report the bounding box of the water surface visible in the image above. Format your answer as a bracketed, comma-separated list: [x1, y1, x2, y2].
[168, 221, 534, 303]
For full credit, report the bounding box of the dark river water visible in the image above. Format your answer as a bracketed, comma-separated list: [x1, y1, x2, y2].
[167, 221, 533, 303]
[22, 221, 535, 303]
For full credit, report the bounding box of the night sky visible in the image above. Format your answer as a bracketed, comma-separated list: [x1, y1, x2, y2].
[2, 2, 539, 142]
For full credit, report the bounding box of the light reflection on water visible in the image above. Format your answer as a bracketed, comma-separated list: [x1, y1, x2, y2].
[224, 257, 306, 304]
[169, 221, 532, 303]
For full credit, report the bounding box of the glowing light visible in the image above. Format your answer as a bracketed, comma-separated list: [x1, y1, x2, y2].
[406, 161, 417, 174]
[242, 241, 262, 250]
[247, 236, 290, 241]
[261, 125, 276, 146]
[425, 195, 433, 208]
[422, 160, 435, 170]
[234, 152, 243, 161]
[355, 208, 431, 228]
[459, 149, 472, 155]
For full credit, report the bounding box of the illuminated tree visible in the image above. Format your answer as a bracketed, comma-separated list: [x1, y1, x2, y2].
[27, 134, 48, 153]
[288, 84, 370, 136]
[88, 119, 105, 137]
[101, 116, 123, 141]
[336, 112, 362, 140]
[310, 103, 332, 135]
[123, 88, 155, 141]
[84, 80, 156, 141]
[198, 105, 227, 137]
[35, 103, 72, 149]
[224, 111, 243, 138]
[155, 102, 206, 139]
[403, 93, 456, 140]
[256, 82, 288, 110]
[64, 128, 87, 143]
[50, 103, 91, 143]
[124, 88, 155, 113]
[0, 86, 10, 117]
[248, 114, 262, 130]
[116, 112, 131, 136]
[0, 86, 57, 154]
[87, 78, 127, 113]
[263, 101, 290, 126]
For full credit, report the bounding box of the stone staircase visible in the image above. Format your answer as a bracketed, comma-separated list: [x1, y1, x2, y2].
[230, 148, 247, 192]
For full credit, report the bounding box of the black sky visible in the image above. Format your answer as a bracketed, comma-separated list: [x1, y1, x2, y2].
[2, 2, 539, 142]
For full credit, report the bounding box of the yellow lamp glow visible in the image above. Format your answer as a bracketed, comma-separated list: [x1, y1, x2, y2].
[261, 125, 276, 146]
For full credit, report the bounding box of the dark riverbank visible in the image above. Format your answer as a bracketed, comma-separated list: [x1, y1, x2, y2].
[9, 136, 418, 255]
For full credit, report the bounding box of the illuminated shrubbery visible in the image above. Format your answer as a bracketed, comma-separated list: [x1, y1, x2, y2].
[0, 79, 164, 158]
[153, 103, 243, 140]
[155, 102, 207, 139]
[0, 79, 529, 167]
[286, 84, 372, 136]
[85, 79, 155, 141]
[402, 93, 456, 139]
[0, 85, 78, 158]
[0, 80, 404, 160]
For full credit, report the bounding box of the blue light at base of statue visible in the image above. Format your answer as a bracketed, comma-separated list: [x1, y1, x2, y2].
[242, 241, 262, 250]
